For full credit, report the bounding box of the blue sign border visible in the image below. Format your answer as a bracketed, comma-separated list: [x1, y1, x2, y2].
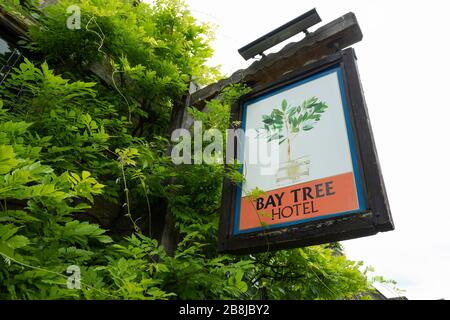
[233, 65, 366, 235]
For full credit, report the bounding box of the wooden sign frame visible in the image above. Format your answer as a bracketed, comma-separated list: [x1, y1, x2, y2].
[218, 48, 394, 254]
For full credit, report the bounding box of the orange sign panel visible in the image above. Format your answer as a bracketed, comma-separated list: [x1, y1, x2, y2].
[237, 172, 359, 233]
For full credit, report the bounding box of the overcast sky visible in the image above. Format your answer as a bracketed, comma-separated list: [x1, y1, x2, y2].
[186, 0, 450, 300]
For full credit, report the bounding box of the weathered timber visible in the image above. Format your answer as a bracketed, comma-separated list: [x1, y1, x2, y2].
[160, 82, 197, 255]
[238, 8, 321, 60]
[0, 9, 30, 39]
[190, 12, 362, 108]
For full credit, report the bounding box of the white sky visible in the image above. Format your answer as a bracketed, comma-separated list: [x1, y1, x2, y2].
[186, 0, 450, 300]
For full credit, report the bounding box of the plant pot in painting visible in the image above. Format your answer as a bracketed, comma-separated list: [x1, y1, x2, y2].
[258, 97, 328, 185]
[276, 155, 311, 184]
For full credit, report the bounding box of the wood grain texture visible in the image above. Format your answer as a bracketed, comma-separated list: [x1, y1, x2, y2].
[191, 12, 363, 109]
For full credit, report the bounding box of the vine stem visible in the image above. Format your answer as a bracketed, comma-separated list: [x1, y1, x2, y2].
[140, 179, 152, 236]
[86, 16, 105, 55]
[111, 69, 132, 123]
[120, 163, 140, 233]
[85, 15, 132, 123]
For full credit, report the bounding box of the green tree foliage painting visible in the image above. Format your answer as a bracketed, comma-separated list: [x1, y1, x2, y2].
[0, 0, 394, 300]
[259, 97, 328, 161]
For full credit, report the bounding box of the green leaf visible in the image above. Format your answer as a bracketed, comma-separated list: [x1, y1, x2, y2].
[7, 235, 30, 249]
[262, 118, 274, 125]
[96, 235, 113, 244]
[0, 145, 20, 174]
[0, 225, 19, 241]
[281, 99, 288, 111]
[70, 172, 81, 183]
[81, 171, 91, 180]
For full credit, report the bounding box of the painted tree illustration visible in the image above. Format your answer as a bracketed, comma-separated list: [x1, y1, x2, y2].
[259, 97, 329, 161]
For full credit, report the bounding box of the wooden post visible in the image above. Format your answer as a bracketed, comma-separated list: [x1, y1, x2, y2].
[161, 82, 197, 255]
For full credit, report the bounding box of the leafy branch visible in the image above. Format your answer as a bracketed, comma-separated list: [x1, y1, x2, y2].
[259, 97, 328, 161]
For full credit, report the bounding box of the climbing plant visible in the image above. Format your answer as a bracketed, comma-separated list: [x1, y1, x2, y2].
[0, 0, 391, 300]
[258, 97, 328, 161]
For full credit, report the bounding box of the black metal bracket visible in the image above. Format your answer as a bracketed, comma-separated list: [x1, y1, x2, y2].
[238, 8, 321, 60]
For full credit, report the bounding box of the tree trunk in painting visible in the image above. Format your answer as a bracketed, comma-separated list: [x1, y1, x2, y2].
[284, 114, 292, 162]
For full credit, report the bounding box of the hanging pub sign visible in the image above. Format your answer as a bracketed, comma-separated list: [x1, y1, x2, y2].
[218, 48, 394, 254]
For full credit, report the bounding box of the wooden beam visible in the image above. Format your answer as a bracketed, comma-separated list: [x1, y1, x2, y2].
[0, 9, 32, 39]
[238, 8, 321, 60]
[190, 12, 363, 108]
[161, 81, 197, 255]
